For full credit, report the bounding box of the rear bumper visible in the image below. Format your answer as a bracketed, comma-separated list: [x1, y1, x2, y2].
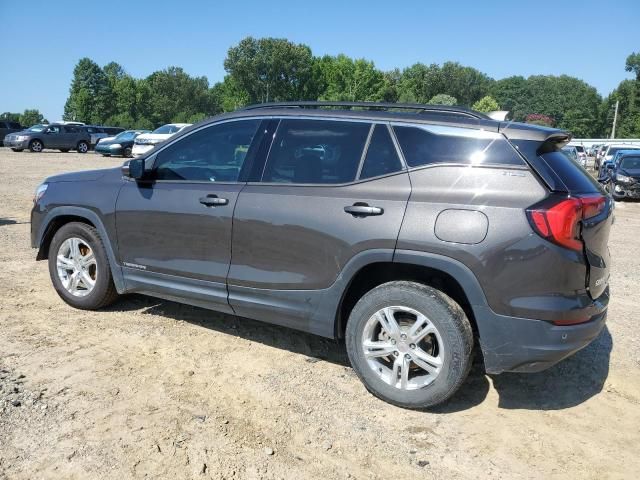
[476, 290, 608, 374]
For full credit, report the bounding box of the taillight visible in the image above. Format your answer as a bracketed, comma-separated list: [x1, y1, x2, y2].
[527, 195, 605, 251]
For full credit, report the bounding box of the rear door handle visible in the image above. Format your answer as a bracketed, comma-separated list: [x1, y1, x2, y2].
[344, 204, 384, 217]
[199, 195, 229, 207]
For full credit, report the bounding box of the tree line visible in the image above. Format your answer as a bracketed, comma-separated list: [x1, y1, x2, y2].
[3, 37, 640, 138]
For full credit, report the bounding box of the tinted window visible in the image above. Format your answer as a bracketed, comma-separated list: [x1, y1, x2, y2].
[620, 156, 640, 170]
[9, 122, 21, 129]
[393, 125, 524, 167]
[64, 126, 79, 133]
[541, 151, 602, 193]
[360, 125, 403, 179]
[154, 120, 259, 182]
[47, 126, 61, 134]
[262, 119, 370, 184]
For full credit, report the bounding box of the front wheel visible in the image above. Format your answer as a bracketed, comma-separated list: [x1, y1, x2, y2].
[123, 146, 132, 157]
[345, 281, 473, 409]
[29, 139, 43, 152]
[76, 141, 89, 153]
[48, 222, 119, 310]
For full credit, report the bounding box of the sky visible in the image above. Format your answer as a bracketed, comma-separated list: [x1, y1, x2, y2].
[1, 0, 638, 121]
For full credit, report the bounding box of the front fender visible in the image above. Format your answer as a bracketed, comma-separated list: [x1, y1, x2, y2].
[34, 206, 125, 293]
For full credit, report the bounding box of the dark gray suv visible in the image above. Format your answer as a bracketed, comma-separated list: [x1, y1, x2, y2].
[30, 102, 611, 408]
[5, 123, 91, 153]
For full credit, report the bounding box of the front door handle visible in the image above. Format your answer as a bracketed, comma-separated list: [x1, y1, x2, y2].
[344, 203, 384, 217]
[199, 195, 229, 207]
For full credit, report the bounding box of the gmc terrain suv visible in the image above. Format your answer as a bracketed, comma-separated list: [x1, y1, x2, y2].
[5, 123, 91, 153]
[31, 102, 611, 408]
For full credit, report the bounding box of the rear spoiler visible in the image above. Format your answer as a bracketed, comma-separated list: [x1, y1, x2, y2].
[499, 122, 572, 152]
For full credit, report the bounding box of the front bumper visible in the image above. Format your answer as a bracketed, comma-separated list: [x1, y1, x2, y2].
[95, 144, 123, 156]
[4, 138, 29, 149]
[476, 289, 608, 374]
[132, 144, 154, 157]
[612, 182, 640, 199]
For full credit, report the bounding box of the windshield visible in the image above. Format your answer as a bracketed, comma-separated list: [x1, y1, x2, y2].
[609, 147, 640, 156]
[620, 156, 640, 170]
[27, 124, 47, 132]
[152, 125, 181, 134]
[115, 131, 136, 141]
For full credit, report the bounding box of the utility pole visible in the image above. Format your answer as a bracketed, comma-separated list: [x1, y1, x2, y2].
[611, 100, 619, 139]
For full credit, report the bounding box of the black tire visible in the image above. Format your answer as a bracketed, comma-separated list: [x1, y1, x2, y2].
[59, 149, 70, 153]
[345, 281, 473, 409]
[11, 148, 23, 152]
[123, 146, 132, 157]
[48, 222, 119, 310]
[76, 141, 89, 153]
[29, 139, 43, 152]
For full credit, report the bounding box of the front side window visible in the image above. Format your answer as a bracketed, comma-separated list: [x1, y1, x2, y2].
[359, 125, 403, 179]
[393, 125, 524, 167]
[154, 120, 260, 182]
[262, 119, 370, 184]
[47, 126, 61, 134]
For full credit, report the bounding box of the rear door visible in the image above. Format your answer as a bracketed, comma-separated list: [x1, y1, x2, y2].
[115, 118, 263, 312]
[227, 119, 411, 334]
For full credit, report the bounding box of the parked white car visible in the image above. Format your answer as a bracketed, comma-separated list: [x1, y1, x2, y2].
[132, 123, 191, 157]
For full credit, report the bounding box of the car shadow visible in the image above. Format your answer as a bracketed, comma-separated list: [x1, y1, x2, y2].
[433, 326, 613, 413]
[108, 295, 612, 412]
[108, 294, 350, 366]
[0, 218, 20, 226]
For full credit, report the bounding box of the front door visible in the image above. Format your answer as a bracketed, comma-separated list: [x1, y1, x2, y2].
[115, 119, 262, 312]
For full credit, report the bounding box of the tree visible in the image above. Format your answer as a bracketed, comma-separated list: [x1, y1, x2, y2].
[472, 95, 500, 113]
[315, 55, 387, 102]
[625, 52, 640, 81]
[224, 37, 315, 104]
[20, 109, 45, 126]
[1, 112, 21, 122]
[63, 58, 112, 124]
[428, 94, 457, 105]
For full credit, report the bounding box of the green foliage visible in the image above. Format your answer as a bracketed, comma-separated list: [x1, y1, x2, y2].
[625, 52, 640, 81]
[1, 112, 21, 122]
[20, 109, 46, 126]
[472, 95, 500, 113]
[63, 57, 112, 124]
[57, 43, 640, 138]
[428, 94, 457, 106]
[315, 55, 386, 101]
[224, 37, 314, 104]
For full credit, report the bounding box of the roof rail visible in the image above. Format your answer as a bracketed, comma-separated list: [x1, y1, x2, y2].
[241, 101, 489, 120]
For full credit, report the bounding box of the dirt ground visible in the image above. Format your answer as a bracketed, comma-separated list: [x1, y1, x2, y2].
[0, 148, 639, 480]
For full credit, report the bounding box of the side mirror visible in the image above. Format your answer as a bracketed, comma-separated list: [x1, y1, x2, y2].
[122, 158, 146, 180]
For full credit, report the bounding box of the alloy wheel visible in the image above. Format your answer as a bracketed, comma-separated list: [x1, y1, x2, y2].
[362, 306, 444, 390]
[56, 237, 97, 297]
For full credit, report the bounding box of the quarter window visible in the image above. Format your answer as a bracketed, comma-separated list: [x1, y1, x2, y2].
[393, 125, 524, 167]
[359, 125, 403, 179]
[262, 119, 370, 184]
[154, 120, 260, 182]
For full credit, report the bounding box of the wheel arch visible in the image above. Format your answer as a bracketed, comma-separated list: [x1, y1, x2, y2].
[36, 207, 125, 293]
[333, 250, 489, 342]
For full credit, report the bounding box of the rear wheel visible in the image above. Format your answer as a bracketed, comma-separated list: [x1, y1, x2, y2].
[29, 139, 43, 152]
[76, 141, 89, 153]
[345, 281, 473, 409]
[48, 222, 119, 310]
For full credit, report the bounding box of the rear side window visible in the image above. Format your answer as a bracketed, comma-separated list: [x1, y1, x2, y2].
[359, 125, 403, 179]
[393, 125, 524, 167]
[541, 151, 602, 193]
[262, 119, 370, 184]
